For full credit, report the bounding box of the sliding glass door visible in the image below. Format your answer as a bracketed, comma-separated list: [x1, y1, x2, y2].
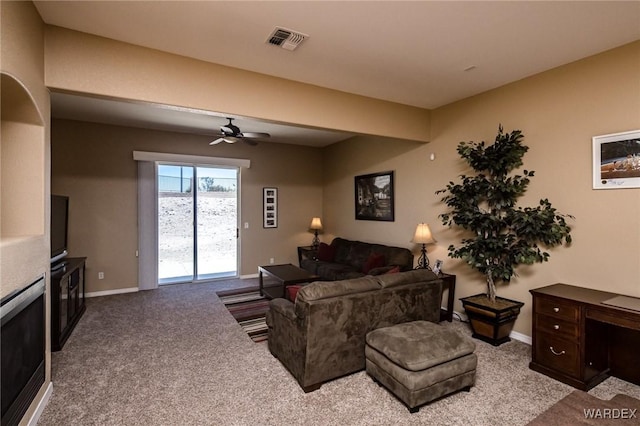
[157, 164, 237, 284]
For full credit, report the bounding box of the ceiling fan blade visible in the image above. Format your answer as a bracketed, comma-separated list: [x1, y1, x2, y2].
[241, 132, 271, 138]
[209, 137, 225, 145]
[242, 138, 258, 146]
[220, 125, 234, 134]
[223, 136, 240, 143]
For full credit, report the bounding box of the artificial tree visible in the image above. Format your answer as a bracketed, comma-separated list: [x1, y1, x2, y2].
[437, 125, 573, 302]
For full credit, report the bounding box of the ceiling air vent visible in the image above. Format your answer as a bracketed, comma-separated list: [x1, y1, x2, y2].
[266, 27, 308, 51]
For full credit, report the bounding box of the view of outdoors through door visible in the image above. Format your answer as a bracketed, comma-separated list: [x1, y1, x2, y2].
[158, 164, 238, 284]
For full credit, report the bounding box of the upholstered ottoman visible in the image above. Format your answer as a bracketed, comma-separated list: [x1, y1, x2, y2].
[365, 321, 477, 413]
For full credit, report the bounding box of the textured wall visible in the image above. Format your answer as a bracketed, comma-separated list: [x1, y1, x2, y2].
[51, 119, 323, 293]
[324, 41, 640, 338]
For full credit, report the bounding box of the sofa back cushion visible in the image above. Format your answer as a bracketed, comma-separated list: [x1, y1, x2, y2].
[330, 237, 413, 272]
[316, 242, 336, 262]
[298, 276, 380, 302]
[331, 237, 353, 265]
[376, 269, 439, 288]
[295, 276, 380, 318]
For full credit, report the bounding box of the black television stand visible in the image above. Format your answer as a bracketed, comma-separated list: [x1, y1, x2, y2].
[51, 257, 86, 351]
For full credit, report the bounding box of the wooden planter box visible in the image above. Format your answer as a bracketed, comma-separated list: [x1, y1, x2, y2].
[461, 294, 524, 346]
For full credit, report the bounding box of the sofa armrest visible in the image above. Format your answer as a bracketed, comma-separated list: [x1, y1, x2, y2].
[266, 298, 311, 389]
[269, 297, 298, 321]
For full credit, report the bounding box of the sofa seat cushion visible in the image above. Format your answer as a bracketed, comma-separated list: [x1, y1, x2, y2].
[366, 321, 476, 371]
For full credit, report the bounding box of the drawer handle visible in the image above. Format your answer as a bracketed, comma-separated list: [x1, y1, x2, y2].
[553, 324, 560, 330]
[553, 307, 560, 313]
[549, 346, 566, 356]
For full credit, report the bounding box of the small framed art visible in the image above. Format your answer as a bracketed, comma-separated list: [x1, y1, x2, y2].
[432, 259, 444, 275]
[592, 130, 640, 189]
[354, 171, 395, 221]
[263, 187, 278, 228]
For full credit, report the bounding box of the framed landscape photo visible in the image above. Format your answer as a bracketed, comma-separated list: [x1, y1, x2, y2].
[354, 171, 395, 221]
[593, 130, 640, 189]
[263, 187, 278, 228]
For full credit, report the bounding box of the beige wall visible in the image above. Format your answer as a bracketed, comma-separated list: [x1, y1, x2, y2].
[324, 41, 640, 338]
[0, 0, 52, 423]
[51, 119, 323, 293]
[44, 26, 430, 142]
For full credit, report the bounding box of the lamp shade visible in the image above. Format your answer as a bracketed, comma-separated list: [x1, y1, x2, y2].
[309, 217, 323, 231]
[412, 223, 436, 244]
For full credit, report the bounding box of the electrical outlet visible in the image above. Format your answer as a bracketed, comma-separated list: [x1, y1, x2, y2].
[244, 222, 249, 229]
[98, 272, 104, 280]
[269, 258, 275, 264]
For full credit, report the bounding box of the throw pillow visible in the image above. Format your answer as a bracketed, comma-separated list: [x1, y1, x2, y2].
[287, 285, 303, 302]
[317, 242, 336, 262]
[362, 252, 385, 274]
[385, 265, 401, 274]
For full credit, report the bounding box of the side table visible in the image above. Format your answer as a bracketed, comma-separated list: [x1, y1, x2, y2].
[438, 273, 456, 322]
[297, 245, 317, 267]
[258, 264, 319, 300]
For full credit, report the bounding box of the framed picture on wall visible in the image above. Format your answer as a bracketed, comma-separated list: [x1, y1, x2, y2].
[263, 187, 278, 228]
[592, 130, 640, 189]
[354, 171, 395, 221]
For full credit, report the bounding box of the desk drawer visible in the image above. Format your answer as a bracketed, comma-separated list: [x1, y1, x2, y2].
[535, 333, 580, 378]
[536, 314, 579, 340]
[535, 297, 579, 321]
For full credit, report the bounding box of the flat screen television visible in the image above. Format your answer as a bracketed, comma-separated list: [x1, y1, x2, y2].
[50, 195, 69, 266]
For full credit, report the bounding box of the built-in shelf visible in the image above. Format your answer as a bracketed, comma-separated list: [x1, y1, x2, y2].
[0, 73, 47, 298]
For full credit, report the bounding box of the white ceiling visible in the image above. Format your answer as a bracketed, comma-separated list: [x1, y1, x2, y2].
[36, 1, 640, 147]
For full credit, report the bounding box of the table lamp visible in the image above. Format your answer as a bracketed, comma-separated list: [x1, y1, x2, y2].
[309, 217, 323, 250]
[412, 223, 436, 270]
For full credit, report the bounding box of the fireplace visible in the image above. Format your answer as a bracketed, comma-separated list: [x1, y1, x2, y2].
[1, 276, 45, 426]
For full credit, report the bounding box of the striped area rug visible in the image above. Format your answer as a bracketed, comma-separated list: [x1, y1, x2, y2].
[217, 288, 270, 342]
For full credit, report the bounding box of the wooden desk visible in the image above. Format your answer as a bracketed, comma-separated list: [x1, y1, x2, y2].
[530, 283, 640, 390]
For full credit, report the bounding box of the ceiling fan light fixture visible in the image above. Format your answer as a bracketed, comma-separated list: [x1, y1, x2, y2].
[210, 118, 269, 146]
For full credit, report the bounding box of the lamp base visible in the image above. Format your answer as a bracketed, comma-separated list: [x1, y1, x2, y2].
[311, 231, 320, 250]
[414, 244, 432, 270]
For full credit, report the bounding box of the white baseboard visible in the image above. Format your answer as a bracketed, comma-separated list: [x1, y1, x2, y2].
[85, 287, 138, 298]
[28, 381, 52, 426]
[453, 309, 469, 322]
[240, 273, 259, 279]
[452, 309, 532, 345]
[509, 330, 532, 345]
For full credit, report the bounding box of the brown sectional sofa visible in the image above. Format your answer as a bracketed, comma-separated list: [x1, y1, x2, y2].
[265, 269, 442, 392]
[300, 237, 414, 281]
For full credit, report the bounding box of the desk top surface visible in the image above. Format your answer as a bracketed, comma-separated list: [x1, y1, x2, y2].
[531, 283, 640, 317]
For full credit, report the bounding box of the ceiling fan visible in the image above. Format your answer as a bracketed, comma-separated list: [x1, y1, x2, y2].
[209, 118, 270, 146]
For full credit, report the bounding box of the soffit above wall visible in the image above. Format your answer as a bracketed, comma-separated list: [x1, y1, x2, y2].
[34, 1, 640, 109]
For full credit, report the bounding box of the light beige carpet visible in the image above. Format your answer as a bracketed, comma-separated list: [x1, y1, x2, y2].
[38, 279, 640, 425]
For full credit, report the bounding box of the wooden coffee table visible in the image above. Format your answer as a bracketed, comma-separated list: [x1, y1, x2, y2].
[258, 264, 320, 299]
